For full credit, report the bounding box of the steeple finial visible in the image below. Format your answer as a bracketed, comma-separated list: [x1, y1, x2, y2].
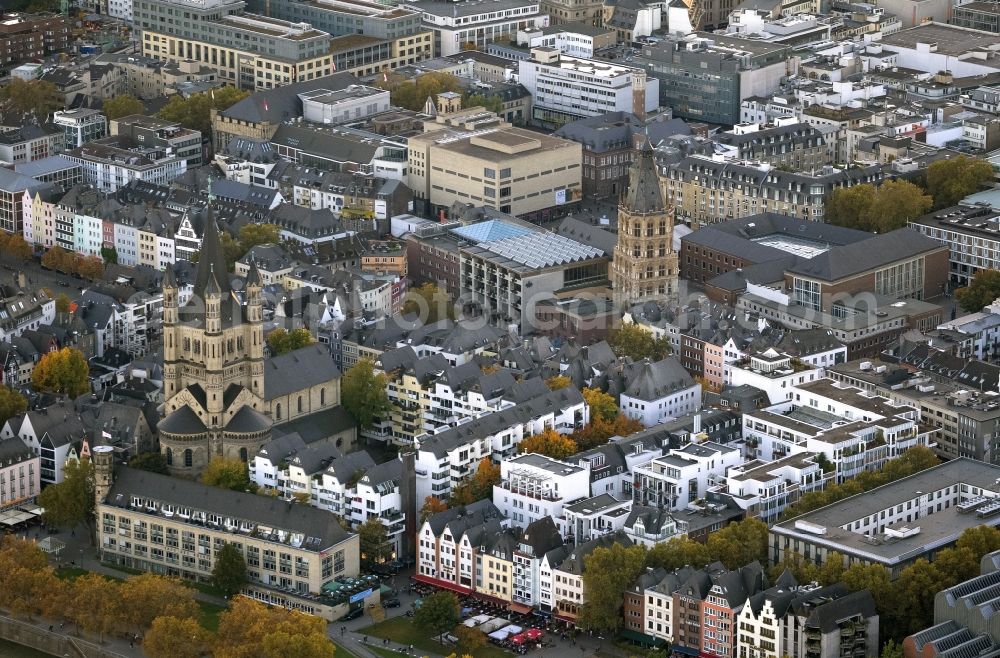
[207, 175, 215, 203]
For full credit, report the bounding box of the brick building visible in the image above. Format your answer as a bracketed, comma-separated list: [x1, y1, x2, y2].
[0, 13, 69, 68]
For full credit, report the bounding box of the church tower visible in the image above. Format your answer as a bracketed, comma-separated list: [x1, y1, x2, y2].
[158, 191, 271, 475]
[611, 138, 678, 306]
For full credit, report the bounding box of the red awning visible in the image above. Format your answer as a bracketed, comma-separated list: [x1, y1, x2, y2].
[412, 574, 473, 595]
[509, 603, 533, 614]
[471, 591, 509, 606]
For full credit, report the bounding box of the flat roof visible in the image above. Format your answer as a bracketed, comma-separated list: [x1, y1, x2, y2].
[955, 1, 1000, 14]
[771, 458, 1000, 562]
[880, 23, 1000, 60]
[508, 452, 585, 475]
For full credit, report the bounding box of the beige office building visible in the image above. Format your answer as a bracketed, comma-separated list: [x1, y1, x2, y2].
[407, 105, 582, 220]
[94, 448, 360, 616]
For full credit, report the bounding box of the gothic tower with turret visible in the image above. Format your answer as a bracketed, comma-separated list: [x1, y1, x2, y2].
[611, 138, 678, 306]
[159, 203, 271, 476]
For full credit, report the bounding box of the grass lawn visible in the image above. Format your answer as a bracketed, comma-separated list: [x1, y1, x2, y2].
[55, 566, 90, 580]
[362, 616, 510, 658]
[197, 600, 227, 633]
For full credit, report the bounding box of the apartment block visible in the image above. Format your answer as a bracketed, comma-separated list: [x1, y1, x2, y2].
[0, 13, 69, 68]
[95, 455, 361, 617]
[517, 47, 658, 128]
[111, 114, 203, 170]
[400, 0, 548, 57]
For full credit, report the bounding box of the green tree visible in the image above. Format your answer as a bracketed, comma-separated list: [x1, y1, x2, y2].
[582, 387, 619, 423]
[841, 562, 893, 611]
[342, 358, 391, 428]
[238, 223, 281, 254]
[462, 92, 503, 115]
[518, 428, 578, 460]
[103, 94, 145, 120]
[825, 181, 932, 232]
[768, 551, 819, 585]
[956, 269, 1000, 313]
[894, 558, 948, 636]
[0, 78, 62, 120]
[54, 293, 71, 315]
[212, 542, 248, 598]
[100, 246, 119, 265]
[378, 72, 463, 112]
[201, 457, 253, 492]
[645, 536, 712, 572]
[128, 452, 170, 474]
[31, 346, 90, 397]
[706, 518, 769, 569]
[402, 282, 454, 323]
[881, 640, 904, 658]
[579, 543, 648, 632]
[545, 375, 572, 391]
[956, 524, 1000, 556]
[927, 155, 994, 208]
[38, 458, 95, 537]
[266, 328, 314, 355]
[158, 86, 250, 134]
[0, 385, 27, 426]
[608, 323, 670, 361]
[414, 591, 460, 642]
[450, 458, 500, 505]
[358, 517, 392, 569]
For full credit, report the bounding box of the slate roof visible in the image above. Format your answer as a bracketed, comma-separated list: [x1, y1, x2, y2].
[225, 405, 272, 434]
[220, 73, 359, 124]
[104, 467, 353, 550]
[157, 405, 207, 435]
[787, 228, 945, 282]
[263, 343, 340, 400]
[555, 218, 617, 256]
[622, 139, 665, 215]
[272, 406, 356, 443]
[417, 387, 585, 458]
[622, 356, 695, 401]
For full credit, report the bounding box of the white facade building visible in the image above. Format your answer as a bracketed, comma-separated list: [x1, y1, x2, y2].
[517, 48, 659, 126]
[403, 0, 549, 57]
[632, 442, 742, 512]
[726, 349, 823, 405]
[493, 453, 590, 526]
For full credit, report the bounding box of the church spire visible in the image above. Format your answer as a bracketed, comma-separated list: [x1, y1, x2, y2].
[193, 195, 229, 300]
[622, 137, 664, 215]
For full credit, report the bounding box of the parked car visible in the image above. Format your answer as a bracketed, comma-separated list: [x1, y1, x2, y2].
[382, 599, 401, 609]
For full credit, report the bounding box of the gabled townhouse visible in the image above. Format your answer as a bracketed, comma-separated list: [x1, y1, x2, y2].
[0, 286, 56, 344]
[574, 428, 671, 500]
[611, 356, 702, 427]
[0, 435, 40, 511]
[623, 505, 686, 548]
[1, 400, 88, 484]
[413, 386, 588, 503]
[549, 531, 634, 625]
[416, 500, 504, 593]
[623, 567, 668, 646]
[249, 436, 408, 557]
[511, 516, 564, 611]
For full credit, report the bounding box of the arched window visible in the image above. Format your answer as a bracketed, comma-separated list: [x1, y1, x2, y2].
[320, 388, 326, 406]
[183, 449, 193, 467]
[275, 403, 282, 420]
[297, 396, 303, 413]
[165, 448, 173, 466]
[239, 447, 248, 463]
